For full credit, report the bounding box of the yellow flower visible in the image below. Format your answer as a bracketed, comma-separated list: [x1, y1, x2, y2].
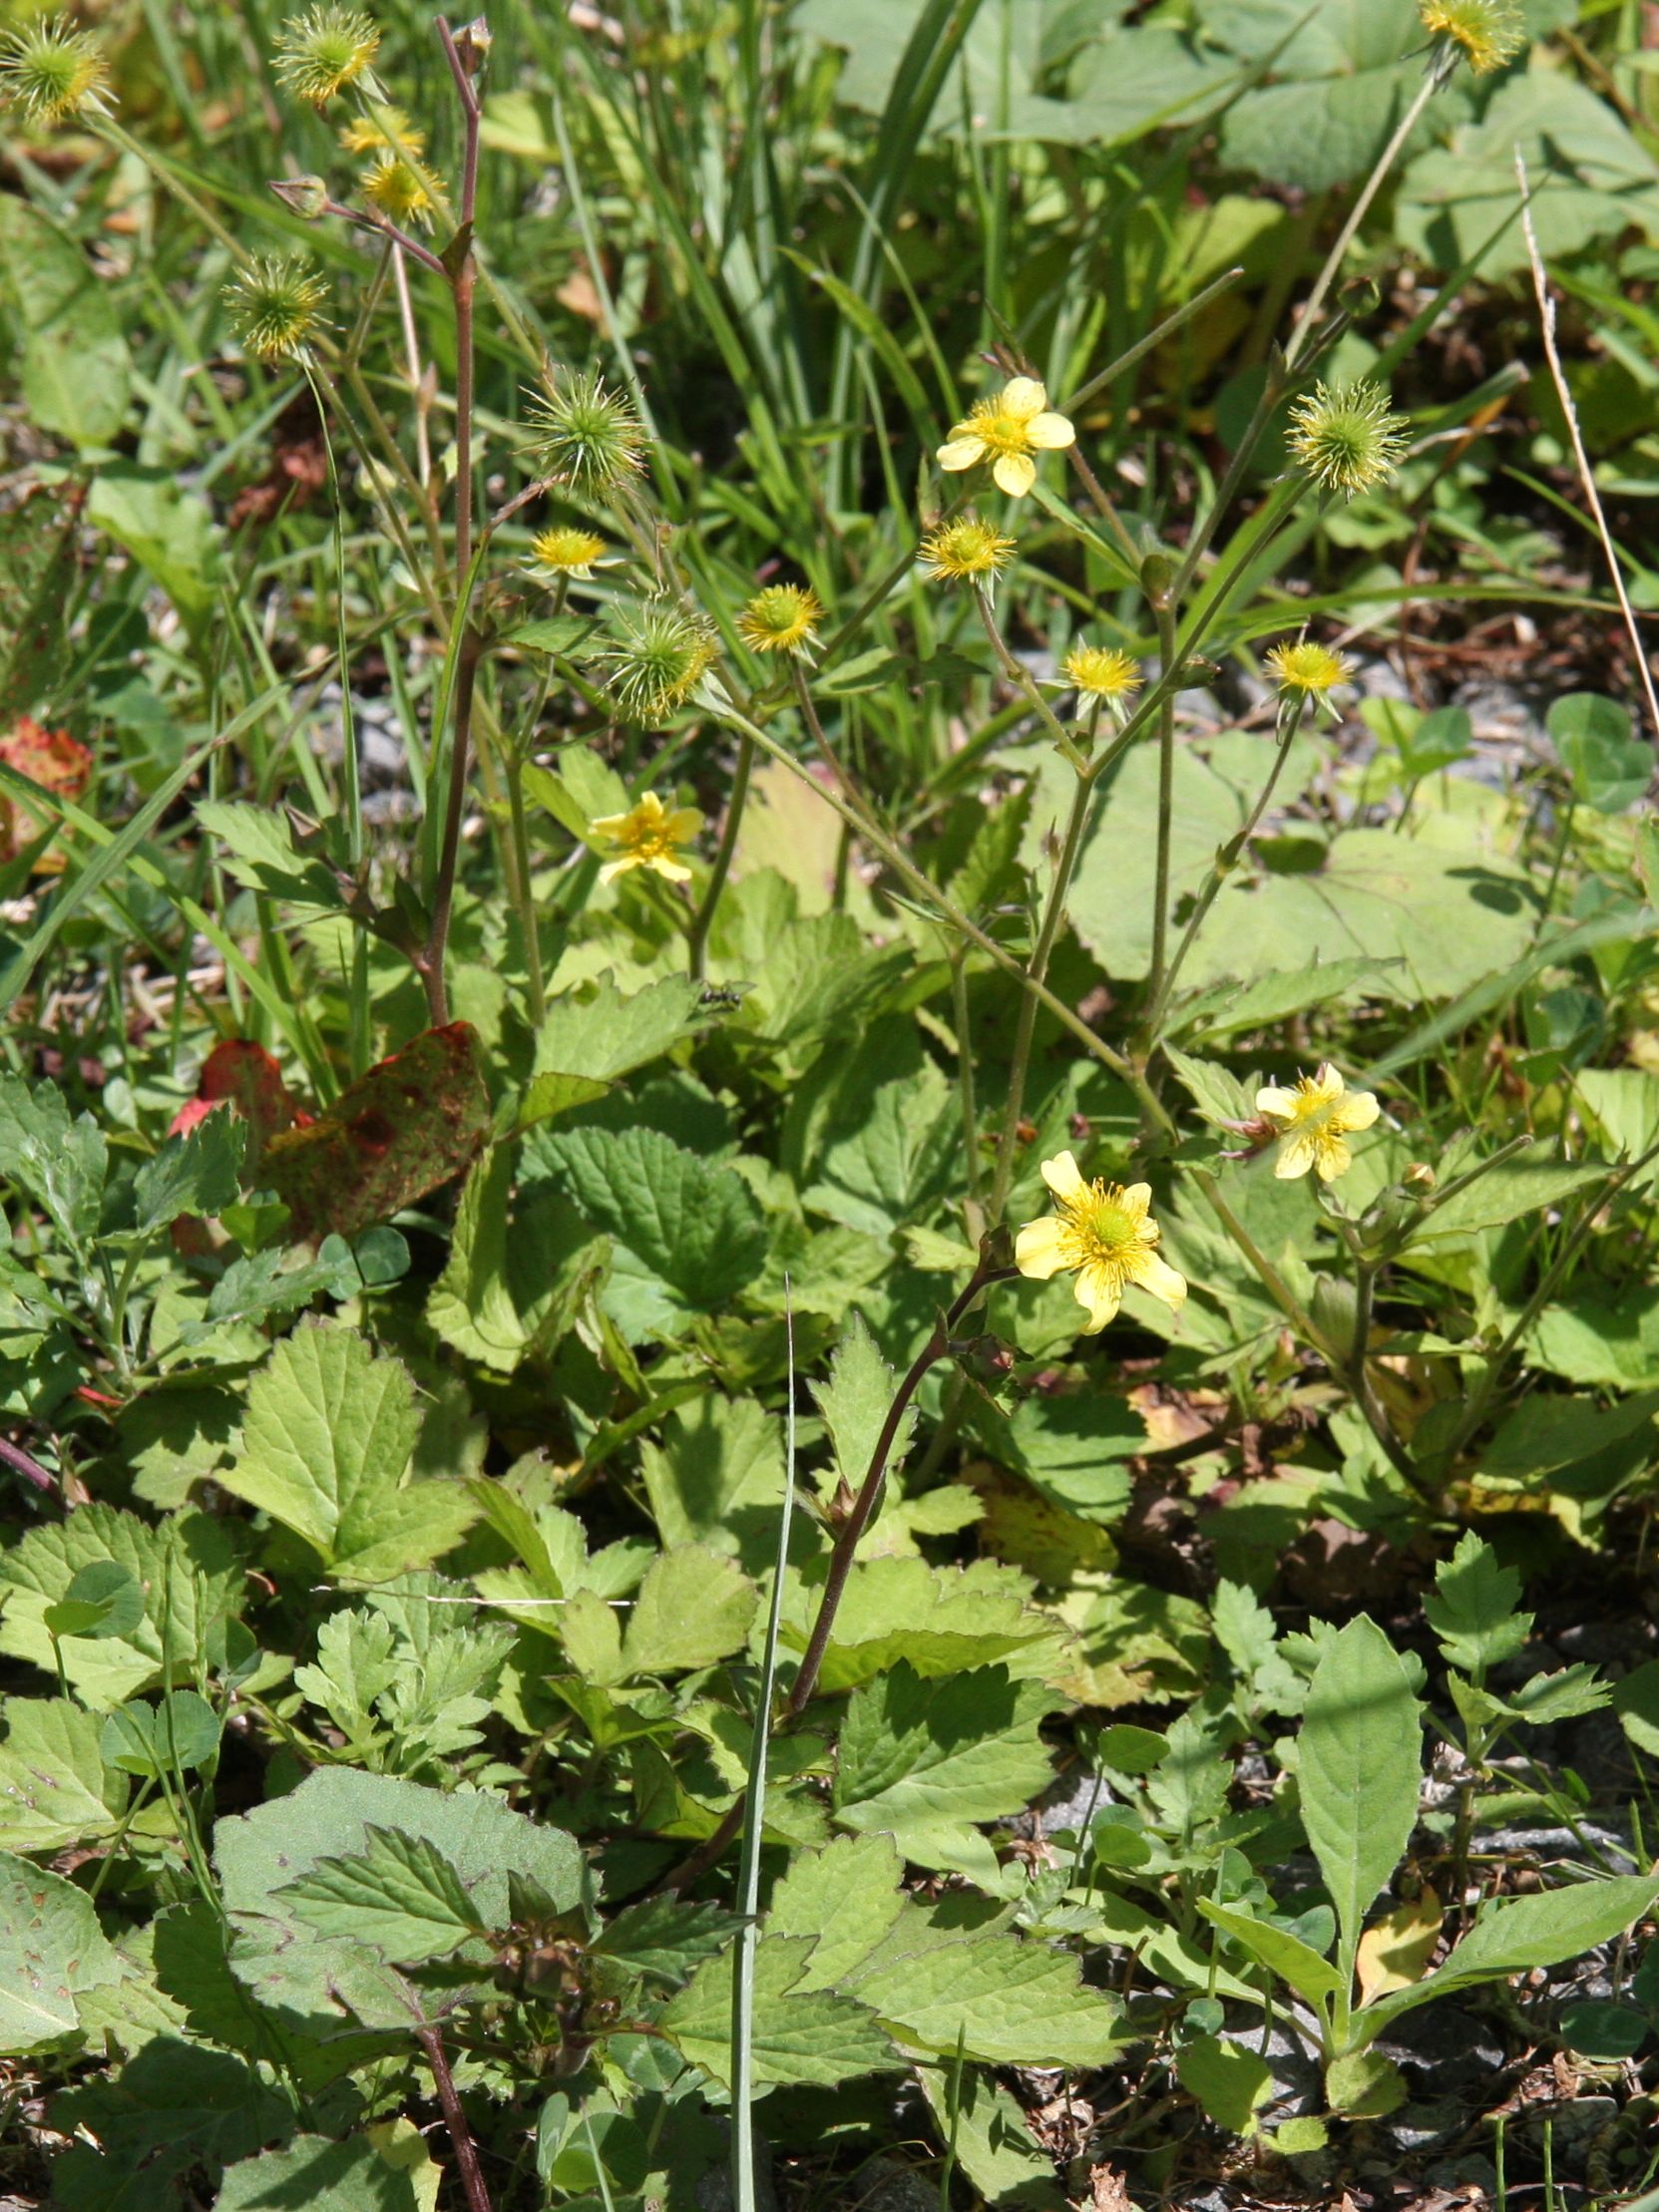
[919, 515, 1016, 584]
[1015, 1152, 1186, 1334]
[1255, 1064, 1380, 1183]
[1419, 0, 1525, 73]
[937, 375, 1075, 499]
[1062, 644, 1142, 704]
[361, 152, 441, 227]
[590, 792, 703, 885]
[339, 105, 424, 155]
[1265, 639, 1355, 701]
[737, 583, 822, 657]
[528, 526, 608, 580]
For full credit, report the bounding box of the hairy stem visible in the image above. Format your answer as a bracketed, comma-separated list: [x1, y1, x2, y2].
[687, 731, 756, 981]
[415, 2023, 494, 2212]
[1145, 595, 1179, 1016]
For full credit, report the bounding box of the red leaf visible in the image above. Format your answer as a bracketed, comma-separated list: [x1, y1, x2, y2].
[263, 1021, 491, 1240]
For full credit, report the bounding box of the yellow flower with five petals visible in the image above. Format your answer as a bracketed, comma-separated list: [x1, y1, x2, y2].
[1255, 1064, 1380, 1182]
[1015, 1151, 1186, 1333]
[589, 792, 703, 885]
[937, 376, 1075, 499]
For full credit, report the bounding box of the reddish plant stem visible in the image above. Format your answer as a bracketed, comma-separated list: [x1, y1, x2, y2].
[661, 1261, 1015, 1892]
[415, 2022, 494, 2212]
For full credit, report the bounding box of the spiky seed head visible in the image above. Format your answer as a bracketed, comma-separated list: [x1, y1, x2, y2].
[918, 514, 1016, 583]
[225, 255, 330, 362]
[1286, 378, 1409, 499]
[598, 602, 717, 723]
[736, 583, 823, 658]
[0, 13, 111, 125]
[271, 4, 380, 106]
[527, 368, 646, 496]
[1419, 0, 1525, 74]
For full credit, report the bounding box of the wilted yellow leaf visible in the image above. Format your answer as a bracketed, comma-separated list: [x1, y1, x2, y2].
[1356, 1888, 1443, 2006]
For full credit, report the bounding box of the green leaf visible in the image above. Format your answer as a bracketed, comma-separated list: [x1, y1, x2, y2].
[0, 1071, 107, 1249]
[849, 1920, 1126, 2067]
[620, 1546, 758, 1676]
[1424, 1532, 1529, 1679]
[833, 1662, 1055, 1847]
[766, 1833, 908, 1989]
[1550, 692, 1653, 813]
[0, 489, 80, 721]
[538, 1124, 769, 1313]
[0, 1504, 242, 1710]
[1174, 955, 1390, 1042]
[1612, 1659, 1659, 1758]
[1356, 1875, 1659, 2041]
[1196, 1899, 1342, 2009]
[1176, 2033, 1274, 2135]
[778, 1556, 1061, 1691]
[812, 1311, 914, 1500]
[1163, 1046, 1259, 1127]
[277, 1825, 485, 1963]
[1405, 1144, 1608, 1242]
[43, 1560, 147, 1642]
[592, 1895, 747, 1986]
[659, 1935, 896, 2088]
[130, 1114, 245, 1236]
[86, 466, 218, 636]
[216, 1323, 477, 1580]
[638, 1392, 786, 1566]
[915, 2063, 1063, 2207]
[0, 195, 131, 448]
[801, 1059, 959, 1236]
[1559, 1999, 1649, 2059]
[1297, 1616, 1422, 1977]
[0, 1698, 129, 1852]
[100, 1691, 221, 1779]
[1325, 2047, 1408, 2118]
[0, 1845, 121, 2051]
[533, 972, 710, 1084]
[215, 2132, 433, 2211]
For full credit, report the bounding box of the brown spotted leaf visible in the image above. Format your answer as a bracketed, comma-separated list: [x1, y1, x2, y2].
[264, 1022, 490, 1240]
[0, 485, 82, 723]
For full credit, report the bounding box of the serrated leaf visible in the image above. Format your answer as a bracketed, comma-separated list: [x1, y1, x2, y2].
[833, 1662, 1055, 1844]
[538, 1123, 768, 1312]
[131, 1113, 245, 1235]
[638, 1392, 785, 1566]
[812, 1311, 914, 1503]
[533, 971, 709, 1083]
[215, 1323, 476, 1580]
[1424, 1532, 1529, 1679]
[659, 1935, 896, 2088]
[0, 1070, 106, 1249]
[0, 1846, 122, 2051]
[593, 1895, 746, 1986]
[767, 1832, 907, 1990]
[0, 1698, 129, 1852]
[1406, 1145, 1610, 1243]
[1326, 2047, 1408, 2118]
[621, 1546, 758, 1676]
[849, 1920, 1126, 2066]
[214, 2131, 432, 2211]
[1297, 1616, 1422, 1977]
[0, 195, 131, 449]
[278, 1825, 485, 1963]
[777, 1556, 1061, 1691]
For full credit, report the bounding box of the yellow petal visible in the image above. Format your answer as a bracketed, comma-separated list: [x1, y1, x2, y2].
[1002, 376, 1047, 420]
[1040, 1151, 1085, 1201]
[648, 856, 693, 884]
[1315, 1135, 1353, 1182]
[1336, 1088, 1381, 1134]
[598, 855, 636, 884]
[1026, 411, 1075, 450]
[992, 451, 1037, 498]
[1118, 1182, 1152, 1224]
[1308, 1061, 1346, 1106]
[1074, 1264, 1122, 1333]
[1015, 1218, 1069, 1280]
[589, 811, 629, 838]
[667, 807, 705, 842]
[1255, 1085, 1298, 1121]
[1275, 1131, 1319, 1180]
[937, 436, 986, 472]
[1128, 1248, 1187, 1310]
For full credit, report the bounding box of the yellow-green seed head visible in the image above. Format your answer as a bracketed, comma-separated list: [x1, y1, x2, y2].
[1419, 0, 1526, 74]
[0, 12, 111, 125]
[528, 368, 646, 496]
[1287, 378, 1409, 500]
[225, 255, 330, 362]
[599, 601, 717, 723]
[272, 4, 380, 106]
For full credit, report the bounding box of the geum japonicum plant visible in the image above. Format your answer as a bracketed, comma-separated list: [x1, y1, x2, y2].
[7, 0, 1659, 2207]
